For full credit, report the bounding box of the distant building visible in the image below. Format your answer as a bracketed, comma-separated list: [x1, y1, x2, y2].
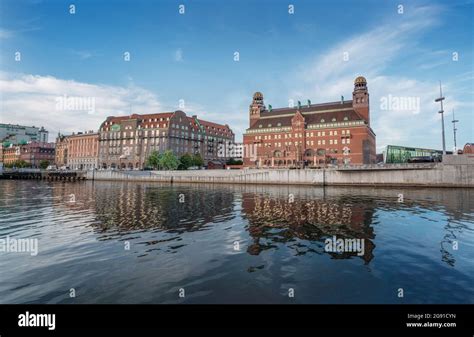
[243, 76, 376, 167]
[3, 142, 55, 167]
[207, 160, 225, 170]
[54, 131, 99, 169]
[463, 143, 473, 154]
[383, 145, 445, 163]
[2, 145, 21, 165]
[55, 134, 69, 167]
[67, 131, 99, 170]
[98, 111, 234, 170]
[0, 124, 48, 145]
[20, 142, 55, 167]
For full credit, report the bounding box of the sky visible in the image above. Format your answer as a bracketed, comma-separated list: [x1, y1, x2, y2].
[0, 0, 472, 152]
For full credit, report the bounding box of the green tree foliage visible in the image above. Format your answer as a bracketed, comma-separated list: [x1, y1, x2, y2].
[179, 153, 194, 170]
[146, 150, 161, 170]
[159, 150, 179, 170]
[192, 153, 204, 167]
[226, 158, 243, 165]
[7, 160, 30, 168]
[39, 160, 50, 169]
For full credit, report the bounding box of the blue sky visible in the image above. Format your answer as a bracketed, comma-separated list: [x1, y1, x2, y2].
[0, 0, 472, 151]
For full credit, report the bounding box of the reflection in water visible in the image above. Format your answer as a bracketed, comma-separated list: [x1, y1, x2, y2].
[242, 195, 375, 264]
[0, 180, 473, 304]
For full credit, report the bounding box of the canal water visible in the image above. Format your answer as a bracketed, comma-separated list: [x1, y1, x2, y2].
[0, 180, 473, 304]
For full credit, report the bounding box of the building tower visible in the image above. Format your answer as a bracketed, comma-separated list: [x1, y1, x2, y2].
[352, 76, 370, 125]
[249, 92, 265, 128]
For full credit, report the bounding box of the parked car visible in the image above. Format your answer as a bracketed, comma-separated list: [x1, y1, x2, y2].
[46, 165, 57, 171]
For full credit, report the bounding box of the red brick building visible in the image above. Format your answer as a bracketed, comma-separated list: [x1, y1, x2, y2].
[20, 142, 55, 168]
[243, 76, 376, 167]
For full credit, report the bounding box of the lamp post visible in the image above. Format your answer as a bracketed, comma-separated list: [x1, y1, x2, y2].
[452, 109, 459, 154]
[434, 81, 446, 155]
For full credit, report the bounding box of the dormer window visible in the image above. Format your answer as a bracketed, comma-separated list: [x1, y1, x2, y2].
[343, 116, 349, 121]
[332, 118, 336, 122]
[320, 119, 325, 123]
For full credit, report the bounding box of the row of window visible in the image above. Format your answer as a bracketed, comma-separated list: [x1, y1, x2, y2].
[261, 138, 351, 148]
[258, 117, 351, 129]
[255, 129, 352, 141]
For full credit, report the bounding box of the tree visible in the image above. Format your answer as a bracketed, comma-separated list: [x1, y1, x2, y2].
[159, 150, 179, 170]
[146, 150, 160, 170]
[13, 160, 29, 168]
[39, 160, 50, 169]
[226, 158, 243, 165]
[179, 153, 194, 170]
[192, 153, 204, 167]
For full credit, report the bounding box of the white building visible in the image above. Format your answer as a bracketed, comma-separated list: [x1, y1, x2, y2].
[0, 124, 49, 145]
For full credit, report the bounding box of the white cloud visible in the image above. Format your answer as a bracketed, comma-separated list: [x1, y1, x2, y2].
[174, 48, 183, 62]
[0, 27, 15, 39]
[290, 5, 470, 152]
[0, 72, 163, 141]
[71, 50, 93, 59]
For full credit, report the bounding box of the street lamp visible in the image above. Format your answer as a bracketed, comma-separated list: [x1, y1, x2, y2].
[452, 109, 459, 154]
[434, 81, 446, 155]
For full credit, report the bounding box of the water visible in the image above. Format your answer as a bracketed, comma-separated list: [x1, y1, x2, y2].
[0, 180, 473, 304]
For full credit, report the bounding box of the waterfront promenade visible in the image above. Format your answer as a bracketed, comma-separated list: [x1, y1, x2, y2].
[86, 155, 474, 188]
[2, 155, 472, 187]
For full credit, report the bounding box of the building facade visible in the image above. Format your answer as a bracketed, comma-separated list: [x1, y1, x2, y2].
[2, 145, 21, 165]
[67, 131, 99, 170]
[0, 124, 48, 145]
[243, 76, 376, 167]
[98, 110, 234, 169]
[463, 143, 473, 154]
[2, 142, 55, 167]
[55, 134, 68, 167]
[20, 142, 55, 167]
[383, 145, 443, 163]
